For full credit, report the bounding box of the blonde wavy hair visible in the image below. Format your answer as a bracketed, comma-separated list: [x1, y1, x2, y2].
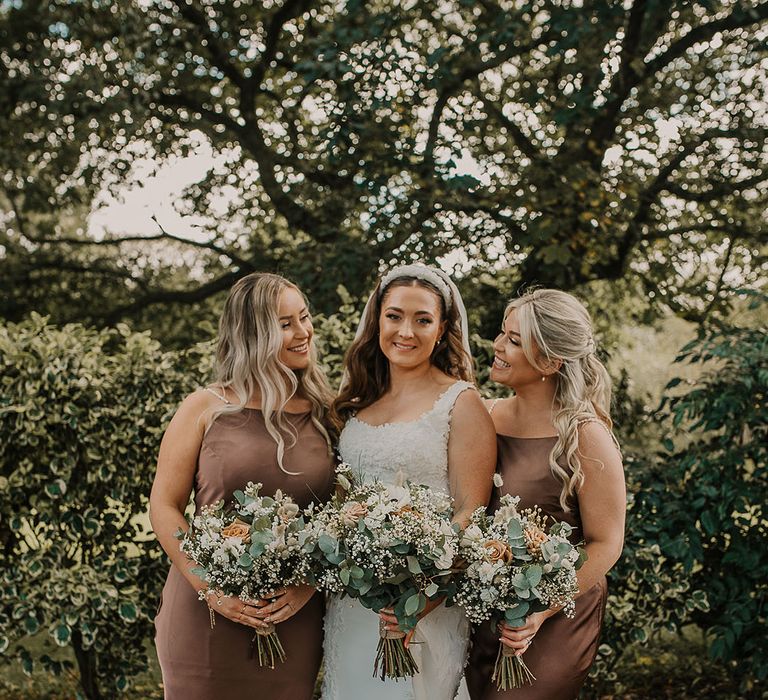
[505, 288, 617, 511]
[209, 272, 334, 474]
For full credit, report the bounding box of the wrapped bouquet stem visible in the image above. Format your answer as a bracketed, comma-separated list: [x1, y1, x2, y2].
[493, 641, 536, 690]
[250, 623, 286, 668]
[375, 622, 418, 680]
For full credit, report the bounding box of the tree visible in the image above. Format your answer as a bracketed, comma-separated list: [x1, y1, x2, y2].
[1, 0, 766, 336]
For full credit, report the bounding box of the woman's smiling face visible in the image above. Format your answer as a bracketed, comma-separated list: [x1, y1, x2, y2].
[378, 283, 445, 370]
[490, 309, 542, 388]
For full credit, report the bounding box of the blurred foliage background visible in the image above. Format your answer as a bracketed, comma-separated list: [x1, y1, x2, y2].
[0, 0, 766, 698]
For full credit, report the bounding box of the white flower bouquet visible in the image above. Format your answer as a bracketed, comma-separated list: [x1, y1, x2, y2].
[177, 482, 313, 668]
[455, 486, 585, 690]
[308, 463, 460, 680]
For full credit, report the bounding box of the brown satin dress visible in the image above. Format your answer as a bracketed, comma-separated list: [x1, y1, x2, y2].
[466, 435, 607, 700]
[154, 408, 335, 700]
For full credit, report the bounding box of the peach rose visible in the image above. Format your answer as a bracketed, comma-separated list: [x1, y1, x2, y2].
[524, 524, 548, 554]
[483, 539, 513, 564]
[340, 502, 368, 527]
[221, 518, 251, 543]
[392, 505, 421, 518]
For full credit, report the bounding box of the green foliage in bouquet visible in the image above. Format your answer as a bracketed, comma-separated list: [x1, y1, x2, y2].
[0, 315, 210, 699]
[308, 467, 460, 679]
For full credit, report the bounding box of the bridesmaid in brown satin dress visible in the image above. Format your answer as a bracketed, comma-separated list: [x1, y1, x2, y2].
[466, 289, 626, 700]
[150, 273, 335, 700]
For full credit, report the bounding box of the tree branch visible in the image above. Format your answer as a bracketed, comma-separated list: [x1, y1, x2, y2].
[664, 173, 768, 202]
[102, 270, 246, 325]
[479, 95, 543, 162]
[702, 236, 737, 320]
[644, 2, 768, 79]
[590, 1, 768, 151]
[172, 1, 246, 90]
[157, 92, 327, 235]
[248, 0, 313, 92]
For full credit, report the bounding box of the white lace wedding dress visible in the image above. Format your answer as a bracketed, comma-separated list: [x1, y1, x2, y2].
[321, 381, 473, 700]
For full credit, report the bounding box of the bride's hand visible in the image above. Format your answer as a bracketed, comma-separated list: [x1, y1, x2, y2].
[379, 597, 444, 649]
[258, 584, 317, 625]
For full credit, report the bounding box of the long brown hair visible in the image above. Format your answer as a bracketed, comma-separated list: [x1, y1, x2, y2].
[331, 276, 473, 430]
[210, 272, 334, 473]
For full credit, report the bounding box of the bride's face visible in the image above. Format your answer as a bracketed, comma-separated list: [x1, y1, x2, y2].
[378, 284, 446, 370]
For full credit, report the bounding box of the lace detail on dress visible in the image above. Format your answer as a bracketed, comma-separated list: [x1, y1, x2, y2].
[338, 381, 475, 492]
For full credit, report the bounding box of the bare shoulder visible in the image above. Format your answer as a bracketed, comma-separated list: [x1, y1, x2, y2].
[452, 386, 493, 423]
[169, 389, 222, 432]
[577, 420, 622, 472]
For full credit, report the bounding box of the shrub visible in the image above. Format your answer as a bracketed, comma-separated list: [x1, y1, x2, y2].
[0, 315, 210, 699]
[588, 297, 767, 693]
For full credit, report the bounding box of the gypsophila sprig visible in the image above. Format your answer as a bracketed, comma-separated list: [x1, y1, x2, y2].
[306, 463, 459, 680]
[177, 482, 314, 668]
[455, 484, 585, 690]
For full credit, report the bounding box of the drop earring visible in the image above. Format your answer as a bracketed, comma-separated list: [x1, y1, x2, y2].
[541, 375, 546, 382]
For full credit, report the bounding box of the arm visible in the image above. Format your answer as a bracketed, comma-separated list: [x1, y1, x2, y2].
[501, 421, 626, 652]
[149, 390, 268, 630]
[447, 388, 498, 527]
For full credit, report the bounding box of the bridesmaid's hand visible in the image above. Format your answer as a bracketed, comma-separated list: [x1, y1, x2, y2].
[258, 584, 316, 625]
[498, 610, 551, 656]
[206, 591, 270, 630]
[379, 597, 444, 649]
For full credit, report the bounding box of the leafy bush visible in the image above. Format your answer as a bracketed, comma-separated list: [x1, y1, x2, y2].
[588, 298, 767, 693]
[0, 315, 210, 699]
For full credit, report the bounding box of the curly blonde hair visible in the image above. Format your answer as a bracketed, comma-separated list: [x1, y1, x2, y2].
[505, 288, 617, 510]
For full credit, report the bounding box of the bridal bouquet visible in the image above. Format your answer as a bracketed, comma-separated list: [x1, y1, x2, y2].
[455, 483, 585, 690]
[308, 463, 460, 680]
[178, 482, 313, 668]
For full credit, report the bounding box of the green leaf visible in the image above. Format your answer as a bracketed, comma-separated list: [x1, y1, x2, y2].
[404, 593, 420, 617]
[118, 602, 138, 623]
[424, 582, 439, 597]
[318, 534, 337, 554]
[24, 616, 40, 635]
[525, 565, 542, 587]
[340, 568, 351, 586]
[44, 479, 67, 498]
[406, 556, 422, 575]
[54, 624, 71, 647]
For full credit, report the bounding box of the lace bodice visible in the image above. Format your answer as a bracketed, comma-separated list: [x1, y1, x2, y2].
[337, 381, 474, 493]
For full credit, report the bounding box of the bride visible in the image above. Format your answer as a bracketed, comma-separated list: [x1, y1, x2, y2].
[322, 264, 497, 700]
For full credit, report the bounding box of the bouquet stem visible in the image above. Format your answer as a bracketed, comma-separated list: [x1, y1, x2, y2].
[373, 628, 419, 681]
[249, 623, 286, 669]
[492, 642, 536, 690]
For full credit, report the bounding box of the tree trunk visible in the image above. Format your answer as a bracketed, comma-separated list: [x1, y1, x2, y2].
[72, 630, 102, 700]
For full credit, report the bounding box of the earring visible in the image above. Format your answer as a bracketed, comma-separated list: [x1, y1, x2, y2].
[541, 375, 546, 382]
